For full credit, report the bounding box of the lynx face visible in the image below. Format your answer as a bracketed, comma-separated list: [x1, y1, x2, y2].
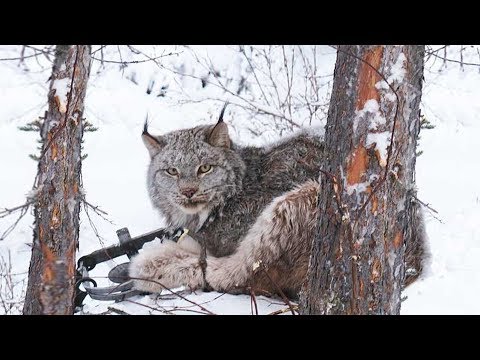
[143, 122, 245, 221]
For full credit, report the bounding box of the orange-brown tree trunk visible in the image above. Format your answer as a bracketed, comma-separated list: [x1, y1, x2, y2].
[300, 45, 425, 315]
[23, 45, 91, 315]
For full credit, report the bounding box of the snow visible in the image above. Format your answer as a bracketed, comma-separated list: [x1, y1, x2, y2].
[353, 99, 386, 134]
[366, 131, 391, 167]
[346, 181, 369, 197]
[1, 45, 480, 315]
[52, 77, 70, 114]
[387, 52, 407, 84]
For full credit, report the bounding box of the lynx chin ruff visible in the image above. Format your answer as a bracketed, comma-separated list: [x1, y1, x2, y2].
[129, 117, 427, 298]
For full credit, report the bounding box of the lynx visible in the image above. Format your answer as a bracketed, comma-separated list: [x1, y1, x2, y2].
[129, 115, 427, 298]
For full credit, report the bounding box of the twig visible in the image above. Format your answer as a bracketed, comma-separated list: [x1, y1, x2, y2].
[166, 307, 212, 315]
[107, 306, 131, 315]
[268, 305, 299, 315]
[240, 46, 270, 106]
[124, 299, 173, 315]
[91, 50, 179, 65]
[81, 201, 108, 249]
[425, 45, 449, 56]
[91, 45, 107, 56]
[411, 195, 443, 224]
[260, 264, 296, 315]
[128, 276, 216, 315]
[24, 45, 54, 57]
[249, 287, 259, 315]
[18, 46, 26, 66]
[0, 201, 33, 218]
[0, 52, 48, 62]
[0, 203, 31, 241]
[146, 51, 302, 129]
[83, 199, 112, 219]
[162, 291, 226, 311]
[429, 52, 480, 67]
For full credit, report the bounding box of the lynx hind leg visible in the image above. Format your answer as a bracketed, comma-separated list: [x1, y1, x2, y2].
[129, 239, 204, 293]
[203, 180, 320, 294]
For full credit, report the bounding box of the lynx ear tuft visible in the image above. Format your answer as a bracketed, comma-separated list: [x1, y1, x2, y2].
[207, 102, 231, 148]
[218, 101, 229, 123]
[142, 120, 164, 158]
[208, 121, 231, 148]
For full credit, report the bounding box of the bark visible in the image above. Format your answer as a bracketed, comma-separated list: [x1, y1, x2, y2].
[300, 45, 425, 315]
[23, 45, 91, 315]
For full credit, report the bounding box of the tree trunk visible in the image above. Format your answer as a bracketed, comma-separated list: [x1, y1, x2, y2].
[23, 45, 91, 315]
[300, 45, 425, 315]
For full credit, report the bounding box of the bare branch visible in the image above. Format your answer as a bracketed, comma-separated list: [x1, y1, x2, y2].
[428, 51, 480, 67]
[127, 275, 216, 315]
[411, 195, 443, 224]
[0, 201, 33, 219]
[260, 264, 297, 315]
[249, 287, 259, 315]
[0, 201, 33, 241]
[90, 48, 180, 65]
[240, 46, 270, 106]
[268, 305, 299, 315]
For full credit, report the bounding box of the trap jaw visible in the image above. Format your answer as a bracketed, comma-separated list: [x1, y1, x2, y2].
[74, 227, 185, 311]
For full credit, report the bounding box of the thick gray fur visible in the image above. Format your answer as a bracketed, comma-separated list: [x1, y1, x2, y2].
[130, 119, 427, 297]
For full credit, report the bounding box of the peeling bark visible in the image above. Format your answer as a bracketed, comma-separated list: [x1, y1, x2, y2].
[356, 46, 383, 110]
[300, 45, 425, 315]
[23, 45, 91, 315]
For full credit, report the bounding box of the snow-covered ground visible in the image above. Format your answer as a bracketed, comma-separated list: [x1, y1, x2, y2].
[0, 45, 479, 315]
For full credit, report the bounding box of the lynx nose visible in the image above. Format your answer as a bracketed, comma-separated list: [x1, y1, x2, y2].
[181, 187, 198, 199]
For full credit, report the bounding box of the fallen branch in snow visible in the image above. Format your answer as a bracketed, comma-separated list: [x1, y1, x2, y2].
[165, 308, 211, 315]
[124, 299, 174, 315]
[106, 306, 131, 315]
[268, 305, 299, 315]
[127, 276, 216, 315]
[126, 298, 213, 315]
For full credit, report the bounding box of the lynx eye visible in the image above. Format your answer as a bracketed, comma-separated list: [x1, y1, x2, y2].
[165, 167, 178, 176]
[198, 164, 213, 174]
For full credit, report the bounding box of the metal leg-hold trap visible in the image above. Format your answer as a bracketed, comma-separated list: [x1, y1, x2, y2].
[74, 227, 184, 310]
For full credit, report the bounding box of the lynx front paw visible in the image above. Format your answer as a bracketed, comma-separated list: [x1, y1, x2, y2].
[129, 239, 203, 293]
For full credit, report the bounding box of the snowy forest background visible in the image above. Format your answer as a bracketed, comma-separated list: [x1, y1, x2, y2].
[0, 45, 479, 314]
